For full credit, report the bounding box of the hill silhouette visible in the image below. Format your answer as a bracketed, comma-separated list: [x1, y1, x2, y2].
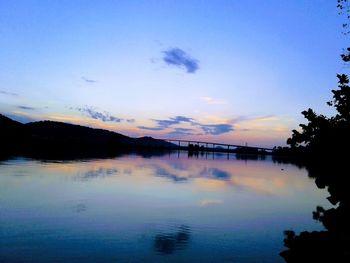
[0, 114, 176, 159]
[0, 113, 24, 129]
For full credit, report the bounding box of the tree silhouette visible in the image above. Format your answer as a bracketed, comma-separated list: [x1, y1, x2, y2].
[285, 1, 350, 157]
[280, 2, 350, 261]
[286, 73, 350, 155]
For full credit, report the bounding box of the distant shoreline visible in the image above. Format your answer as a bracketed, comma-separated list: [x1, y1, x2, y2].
[1, 113, 282, 161]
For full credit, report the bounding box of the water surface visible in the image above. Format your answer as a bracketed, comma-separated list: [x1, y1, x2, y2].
[0, 152, 330, 262]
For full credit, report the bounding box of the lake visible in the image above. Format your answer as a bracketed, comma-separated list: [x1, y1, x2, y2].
[0, 152, 330, 262]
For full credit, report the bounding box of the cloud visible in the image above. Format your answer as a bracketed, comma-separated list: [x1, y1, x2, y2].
[154, 119, 178, 128]
[138, 115, 234, 136]
[139, 116, 195, 131]
[76, 106, 122, 123]
[155, 116, 195, 128]
[140, 116, 195, 131]
[138, 126, 164, 131]
[200, 97, 227, 105]
[252, 115, 277, 121]
[82, 76, 97, 83]
[230, 114, 277, 124]
[229, 116, 250, 123]
[167, 128, 197, 136]
[173, 128, 194, 133]
[17, 105, 35, 110]
[0, 90, 19, 96]
[138, 125, 197, 136]
[163, 48, 199, 73]
[198, 124, 234, 135]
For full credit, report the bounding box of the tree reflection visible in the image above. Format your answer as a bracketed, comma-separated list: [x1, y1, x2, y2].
[280, 160, 350, 262]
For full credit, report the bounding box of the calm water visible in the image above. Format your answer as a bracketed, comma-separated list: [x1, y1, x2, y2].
[0, 152, 330, 262]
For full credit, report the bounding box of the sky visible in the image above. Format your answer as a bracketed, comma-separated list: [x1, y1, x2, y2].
[0, 0, 348, 147]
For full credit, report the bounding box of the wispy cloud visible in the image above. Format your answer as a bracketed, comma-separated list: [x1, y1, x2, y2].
[137, 126, 164, 131]
[138, 113, 280, 136]
[163, 48, 199, 73]
[139, 116, 195, 131]
[198, 124, 234, 135]
[229, 116, 251, 123]
[154, 116, 195, 129]
[76, 106, 122, 123]
[200, 96, 227, 105]
[252, 115, 277, 121]
[17, 105, 36, 110]
[173, 127, 194, 133]
[138, 115, 234, 136]
[229, 114, 290, 134]
[167, 128, 197, 136]
[82, 76, 97, 83]
[0, 90, 19, 97]
[231, 114, 277, 123]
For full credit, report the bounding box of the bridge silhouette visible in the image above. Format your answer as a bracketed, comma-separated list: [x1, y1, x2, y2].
[158, 138, 273, 153]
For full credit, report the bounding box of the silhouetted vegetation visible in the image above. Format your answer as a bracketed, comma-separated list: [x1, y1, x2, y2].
[285, 73, 350, 159]
[273, 2, 350, 161]
[280, 1, 350, 261]
[273, 70, 350, 161]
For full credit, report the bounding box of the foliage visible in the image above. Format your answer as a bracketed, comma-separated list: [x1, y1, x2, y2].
[286, 2, 350, 154]
[280, 2, 350, 262]
[286, 73, 350, 153]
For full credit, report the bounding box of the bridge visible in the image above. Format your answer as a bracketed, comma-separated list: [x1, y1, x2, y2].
[158, 138, 273, 153]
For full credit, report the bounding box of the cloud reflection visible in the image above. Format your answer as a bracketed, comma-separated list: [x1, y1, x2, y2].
[28, 152, 311, 196]
[199, 199, 223, 207]
[72, 203, 87, 213]
[77, 167, 118, 181]
[200, 167, 231, 180]
[154, 167, 188, 182]
[140, 162, 232, 183]
[154, 225, 191, 254]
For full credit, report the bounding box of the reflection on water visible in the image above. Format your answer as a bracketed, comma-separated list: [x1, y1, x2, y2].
[0, 152, 330, 262]
[72, 203, 87, 213]
[154, 225, 191, 255]
[77, 167, 118, 181]
[280, 159, 350, 262]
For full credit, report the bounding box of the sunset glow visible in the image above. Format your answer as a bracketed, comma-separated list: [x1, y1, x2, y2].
[0, 0, 345, 147]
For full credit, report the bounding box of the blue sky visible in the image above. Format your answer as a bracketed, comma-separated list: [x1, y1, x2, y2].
[0, 0, 347, 147]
